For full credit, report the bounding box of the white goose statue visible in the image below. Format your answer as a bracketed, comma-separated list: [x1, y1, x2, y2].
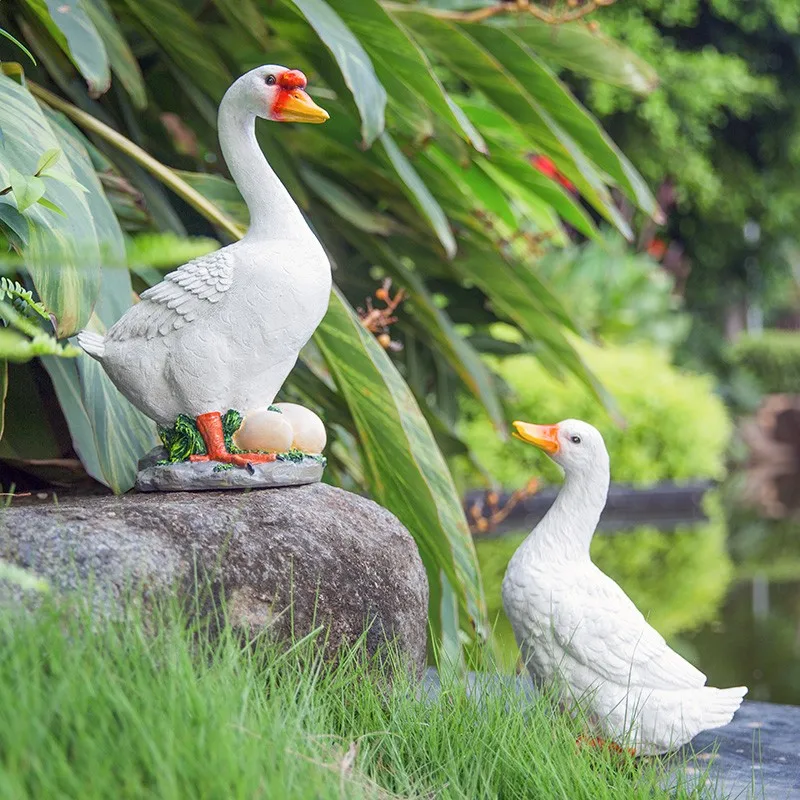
[503, 419, 747, 755]
[78, 66, 331, 466]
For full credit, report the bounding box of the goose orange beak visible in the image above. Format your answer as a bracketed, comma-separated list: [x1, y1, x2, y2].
[274, 88, 329, 124]
[512, 421, 560, 455]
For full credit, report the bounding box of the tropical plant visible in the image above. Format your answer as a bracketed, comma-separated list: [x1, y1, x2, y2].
[0, 0, 660, 653]
[537, 230, 690, 350]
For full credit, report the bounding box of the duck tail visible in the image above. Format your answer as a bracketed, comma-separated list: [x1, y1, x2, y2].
[699, 685, 748, 730]
[77, 330, 106, 361]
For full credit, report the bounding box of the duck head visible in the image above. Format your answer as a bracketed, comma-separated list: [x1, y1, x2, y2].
[512, 418, 609, 478]
[229, 65, 329, 124]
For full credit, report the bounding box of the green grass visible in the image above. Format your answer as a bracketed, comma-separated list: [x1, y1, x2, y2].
[0, 599, 722, 799]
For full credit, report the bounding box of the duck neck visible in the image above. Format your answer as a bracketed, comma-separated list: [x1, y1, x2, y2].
[520, 460, 610, 563]
[217, 93, 308, 241]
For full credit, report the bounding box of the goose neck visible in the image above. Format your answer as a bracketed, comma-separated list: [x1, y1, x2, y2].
[217, 94, 307, 241]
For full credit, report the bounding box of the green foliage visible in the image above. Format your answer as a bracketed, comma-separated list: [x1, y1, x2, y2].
[220, 408, 243, 453]
[727, 330, 800, 394]
[0, 277, 79, 362]
[0, 598, 722, 798]
[458, 340, 732, 488]
[125, 232, 219, 271]
[476, 493, 732, 673]
[581, 2, 800, 312]
[539, 231, 690, 349]
[158, 414, 206, 462]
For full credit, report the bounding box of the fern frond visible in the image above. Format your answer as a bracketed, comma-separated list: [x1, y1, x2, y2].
[0, 277, 49, 320]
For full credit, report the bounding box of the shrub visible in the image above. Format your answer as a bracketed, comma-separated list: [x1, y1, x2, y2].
[727, 330, 800, 394]
[538, 232, 690, 350]
[458, 340, 732, 489]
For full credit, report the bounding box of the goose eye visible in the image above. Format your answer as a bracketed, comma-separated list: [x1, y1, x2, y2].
[570, 435, 582, 444]
[266, 75, 276, 86]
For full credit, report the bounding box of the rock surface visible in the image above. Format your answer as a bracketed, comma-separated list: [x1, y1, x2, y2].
[0, 485, 428, 673]
[136, 447, 325, 492]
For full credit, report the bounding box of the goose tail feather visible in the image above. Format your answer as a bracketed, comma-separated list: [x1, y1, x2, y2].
[77, 330, 106, 361]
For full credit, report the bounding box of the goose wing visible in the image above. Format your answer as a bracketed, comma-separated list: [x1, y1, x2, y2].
[107, 249, 233, 343]
[553, 566, 706, 691]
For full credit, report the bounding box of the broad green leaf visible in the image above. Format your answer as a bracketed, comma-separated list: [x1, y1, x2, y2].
[41, 355, 104, 477]
[378, 243, 505, 432]
[45, 108, 158, 492]
[493, 16, 659, 95]
[114, 0, 231, 99]
[454, 99, 598, 236]
[0, 198, 29, 247]
[285, 0, 387, 146]
[175, 170, 249, 228]
[464, 25, 660, 221]
[479, 155, 594, 239]
[0, 27, 37, 64]
[395, 9, 633, 238]
[212, 0, 270, 47]
[36, 197, 65, 215]
[84, 0, 147, 109]
[315, 287, 487, 641]
[8, 169, 45, 212]
[22, 0, 110, 94]
[35, 147, 61, 175]
[0, 74, 101, 335]
[379, 131, 456, 257]
[300, 165, 398, 235]
[324, 0, 486, 152]
[454, 240, 612, 408]
[425, 145, 515, 229]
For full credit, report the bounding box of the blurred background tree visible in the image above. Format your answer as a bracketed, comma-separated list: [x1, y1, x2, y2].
[579, 0, 800, 350]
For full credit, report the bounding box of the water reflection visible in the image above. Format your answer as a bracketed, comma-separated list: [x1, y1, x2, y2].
[475, 473, 800, 705]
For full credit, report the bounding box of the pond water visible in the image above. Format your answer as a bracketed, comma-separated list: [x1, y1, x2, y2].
[474, 472, 800, 706]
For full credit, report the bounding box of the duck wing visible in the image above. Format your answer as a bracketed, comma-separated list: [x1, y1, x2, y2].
[107, 249, 233, 343]
[552, 566, 706, 691]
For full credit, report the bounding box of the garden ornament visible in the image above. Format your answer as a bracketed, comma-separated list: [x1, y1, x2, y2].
[78, 66, 331, 490]
[503, 419, 747, 755]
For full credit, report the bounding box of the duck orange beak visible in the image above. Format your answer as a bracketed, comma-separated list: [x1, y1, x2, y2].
[512, 421, 560, 455]
[273, 88, 329, 124]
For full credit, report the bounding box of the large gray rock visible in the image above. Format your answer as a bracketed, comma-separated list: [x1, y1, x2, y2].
[0, 485, 428, 673]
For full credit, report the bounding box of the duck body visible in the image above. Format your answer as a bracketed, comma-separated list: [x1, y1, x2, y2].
[503, 419, 746, 756]
[90, 236, 330, 425]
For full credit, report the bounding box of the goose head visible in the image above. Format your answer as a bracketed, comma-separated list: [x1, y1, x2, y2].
[512, 418, 609, 480]
[228, 65, 329, 124]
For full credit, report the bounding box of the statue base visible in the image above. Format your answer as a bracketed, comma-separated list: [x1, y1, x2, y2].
[135, 447, 325, 493]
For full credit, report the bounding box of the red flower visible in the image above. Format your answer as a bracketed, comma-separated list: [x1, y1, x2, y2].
[646, 238, 668, 260]
[530, 154, 575, 192]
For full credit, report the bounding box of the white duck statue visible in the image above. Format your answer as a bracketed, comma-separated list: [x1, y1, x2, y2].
[77, 66, 331, 467]
[503, 419, 747, 756]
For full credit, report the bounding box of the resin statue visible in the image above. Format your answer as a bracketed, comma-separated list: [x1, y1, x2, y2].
[78, 66, 332, 490]
[503, 419, 747, 755]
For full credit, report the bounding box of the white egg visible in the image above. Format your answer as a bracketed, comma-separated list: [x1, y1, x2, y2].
[272, 403, 327, 453]
[233, 407, 293, 453]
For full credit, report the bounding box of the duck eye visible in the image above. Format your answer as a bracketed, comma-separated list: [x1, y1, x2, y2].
[266, 75, 276, 86]
[570, 435, 582, 445]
